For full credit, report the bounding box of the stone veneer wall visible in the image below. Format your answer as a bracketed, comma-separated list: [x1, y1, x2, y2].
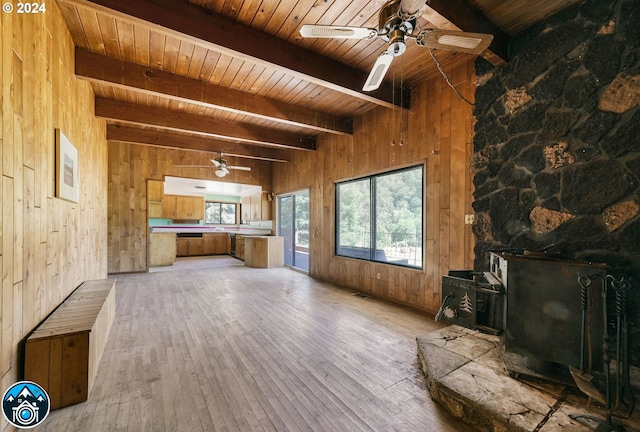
[472, 0, 640, 362]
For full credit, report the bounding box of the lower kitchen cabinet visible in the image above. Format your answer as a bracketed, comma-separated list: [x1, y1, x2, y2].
[176, 234, 230, 257]
[176, 237, 205, 257]
[149, 233, 177, 266]
[189, 238, 204, 256]
[235, 235, 245, 260]
[176, 238, 190, 257]
[203, 233, 231, 255]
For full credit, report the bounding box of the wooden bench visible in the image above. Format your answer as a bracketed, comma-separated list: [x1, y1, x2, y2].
[24, 279, 116, 410]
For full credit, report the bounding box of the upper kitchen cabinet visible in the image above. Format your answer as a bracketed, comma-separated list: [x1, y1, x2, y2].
[148, 180, 164, 201]
[162, 195, 177, 219]
[162, 195, 204, 220]
[176, 195, 204, 220]
[147, 180, 164, 218]
[241, 192, 271, 222]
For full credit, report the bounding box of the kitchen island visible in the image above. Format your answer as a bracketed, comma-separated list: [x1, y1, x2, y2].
[244, 236, 284, 268]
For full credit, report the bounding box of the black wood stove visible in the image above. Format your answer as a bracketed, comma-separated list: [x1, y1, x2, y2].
[438, 251, 609, 379]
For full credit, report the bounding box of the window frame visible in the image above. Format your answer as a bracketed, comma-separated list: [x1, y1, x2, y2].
[335, 164, 424, 269]
[204, 201, 239, 225]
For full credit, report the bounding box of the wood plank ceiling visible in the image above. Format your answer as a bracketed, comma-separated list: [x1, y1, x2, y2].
[57, 0, 584, 163]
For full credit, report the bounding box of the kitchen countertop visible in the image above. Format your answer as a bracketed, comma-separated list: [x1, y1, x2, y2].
[150, 225, 272, 235]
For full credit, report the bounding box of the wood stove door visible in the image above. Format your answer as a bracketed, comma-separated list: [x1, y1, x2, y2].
[503, 256, 607, 372]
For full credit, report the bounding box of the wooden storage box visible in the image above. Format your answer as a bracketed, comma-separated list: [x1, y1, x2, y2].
[24, 279, 116, 410]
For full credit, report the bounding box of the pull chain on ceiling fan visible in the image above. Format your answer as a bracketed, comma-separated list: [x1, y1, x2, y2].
[299, 0, 493, 92]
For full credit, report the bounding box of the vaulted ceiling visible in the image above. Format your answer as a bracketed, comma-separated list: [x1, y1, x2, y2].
[58, 0, 584, 164]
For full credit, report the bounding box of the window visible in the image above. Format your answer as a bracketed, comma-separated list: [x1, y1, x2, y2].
[205, 202, 238, 224]
[335, 165, 423, 268]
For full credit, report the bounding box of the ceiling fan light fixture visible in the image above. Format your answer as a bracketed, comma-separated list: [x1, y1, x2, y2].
[214, 168, 226, 177]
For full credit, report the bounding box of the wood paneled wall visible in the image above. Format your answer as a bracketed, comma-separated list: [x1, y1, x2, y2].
[273, 61, 476, 314]
[107, 142, 273, 273]
[0, 1, 108, 416]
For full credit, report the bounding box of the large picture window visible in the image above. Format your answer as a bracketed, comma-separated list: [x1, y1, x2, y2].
[336, 165, 423, 268]
[205, 202, 238, 224]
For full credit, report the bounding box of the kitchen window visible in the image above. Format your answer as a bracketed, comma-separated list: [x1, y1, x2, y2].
[205, 202, 238, 224]
[335, 165, 424, 269]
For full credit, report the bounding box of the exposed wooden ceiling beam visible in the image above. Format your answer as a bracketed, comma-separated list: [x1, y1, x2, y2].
[95, 98, 316, 151]
[423, 0, 510, 66]
[61, 0, 410, 109]
[107, 125, 291, 162]
[75, 48, 353, 136]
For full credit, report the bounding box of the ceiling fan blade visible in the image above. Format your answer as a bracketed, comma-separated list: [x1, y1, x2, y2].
[299, 24, 377, 39]
[362, 52, 394, 92]
[211, 159, 222, 168]
[416, 29, 493, 54]
[228, 166, 251, 171]
[399, 0, 427, 20]
[174, 165, 214, 168]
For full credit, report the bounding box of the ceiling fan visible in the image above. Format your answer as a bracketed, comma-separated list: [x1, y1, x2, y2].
[175, 154, 251, 178]
[299, 0, 493, 91]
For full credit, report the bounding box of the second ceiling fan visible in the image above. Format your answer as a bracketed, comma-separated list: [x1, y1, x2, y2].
[175, 154, 251, 178]
[299, 0, 493, 91]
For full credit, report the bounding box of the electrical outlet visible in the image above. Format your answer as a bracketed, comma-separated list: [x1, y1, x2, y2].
[465, 214, 475, 225]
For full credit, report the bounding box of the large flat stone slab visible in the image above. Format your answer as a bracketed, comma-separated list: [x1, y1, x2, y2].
[417, 325, 640, 432]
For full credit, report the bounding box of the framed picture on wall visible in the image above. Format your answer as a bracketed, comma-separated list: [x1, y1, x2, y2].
[55, 129, 79, 203]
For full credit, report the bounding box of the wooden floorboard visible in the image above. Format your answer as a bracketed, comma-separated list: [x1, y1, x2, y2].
[35, 259, 476, 432]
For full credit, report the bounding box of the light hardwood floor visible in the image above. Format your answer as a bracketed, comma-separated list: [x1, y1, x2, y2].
[36, 258, 475, 431]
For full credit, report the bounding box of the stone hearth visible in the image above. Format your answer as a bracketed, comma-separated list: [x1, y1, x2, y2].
[417, 325, 640, 432]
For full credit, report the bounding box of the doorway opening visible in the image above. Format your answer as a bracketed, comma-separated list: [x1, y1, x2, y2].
[277, 190, 310, 272]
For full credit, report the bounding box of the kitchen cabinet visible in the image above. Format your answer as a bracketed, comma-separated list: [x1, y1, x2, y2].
[244, 236, 284, 268]
[149, 233, 176, 266]
[203, 233, 231, 255]
[176, 237, 205, 256]
[163, 195, 204, 220]
[148, 201, 163, 218]
[147, 180, 164, 218]
[162, 195, 177, 219]
[176, 195, 204, 220]
[241, 196, 251, 222]
[188, 238, 204, 255]
[262, 195, 272, 220]
[147, 180, 164, 201]
[236, 235, 246, 260]
[251, 192, 261, 220]
[176, 238, 189, 256]
[177, 234, 229, 257]
[241, 192, 271, 222]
